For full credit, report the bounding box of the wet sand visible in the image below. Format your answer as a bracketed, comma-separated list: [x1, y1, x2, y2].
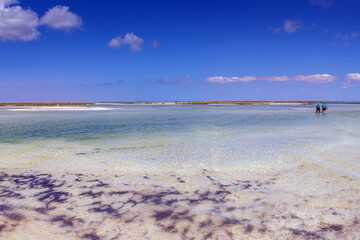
[1, 167, 359, 240]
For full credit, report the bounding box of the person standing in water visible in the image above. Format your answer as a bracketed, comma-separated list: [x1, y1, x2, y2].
[322, 102, 327, 113]
[316, 102, 321, 113]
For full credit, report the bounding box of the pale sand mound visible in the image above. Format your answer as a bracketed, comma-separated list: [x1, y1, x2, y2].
[6, 106, 114, 111]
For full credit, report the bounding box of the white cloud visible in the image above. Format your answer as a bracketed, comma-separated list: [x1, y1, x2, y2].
[0, 0, 40, 41]
[293, 74, 336, 83]
[108, 33, 144, 52]
[0, 1, 83, 42]
[40, 6, 82, 31]
[205, 74, 339, 84]
[346, 73, 360, 81]
[205, 75, 291, 84]
[204, 76, 257, 84]
[309, 0, 335, 9]
[261, 76, 290, 82]
[283, 20, 303, 33]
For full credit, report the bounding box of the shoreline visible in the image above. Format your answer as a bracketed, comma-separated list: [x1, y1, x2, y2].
[1, 101, 360, 107]
[101, 101, 314, 105]
[100, 101, 360, 105]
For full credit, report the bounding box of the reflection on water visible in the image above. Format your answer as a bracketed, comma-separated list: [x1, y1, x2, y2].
[0, 104, 360, 239]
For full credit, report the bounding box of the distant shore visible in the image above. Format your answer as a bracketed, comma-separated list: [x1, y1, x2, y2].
[177, 101, 311, 105]
[1, 101, 360, 107]
[100, 101, 311, 105]
[101, 101, 360, 105]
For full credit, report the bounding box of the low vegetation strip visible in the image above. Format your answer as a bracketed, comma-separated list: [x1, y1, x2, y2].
[178, 101, 312, 105]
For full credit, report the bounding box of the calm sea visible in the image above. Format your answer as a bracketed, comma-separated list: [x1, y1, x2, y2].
[0, 104, 359, 178]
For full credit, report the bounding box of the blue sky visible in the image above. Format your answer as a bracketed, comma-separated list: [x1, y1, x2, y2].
[0, 0, 359, 102]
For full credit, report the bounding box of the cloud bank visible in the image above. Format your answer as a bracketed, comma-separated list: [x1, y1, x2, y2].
[0, 0, 82, 42]
[204, 74, 338, 84]
[204, 76, 257, 84]
[40, 6, 82, 31]
[293, 74, 336, 83]
[204, 75, 291, 84]
[108, 33, 144, 52]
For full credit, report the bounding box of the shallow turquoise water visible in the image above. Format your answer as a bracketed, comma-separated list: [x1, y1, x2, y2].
[0, 104, 359, 178]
